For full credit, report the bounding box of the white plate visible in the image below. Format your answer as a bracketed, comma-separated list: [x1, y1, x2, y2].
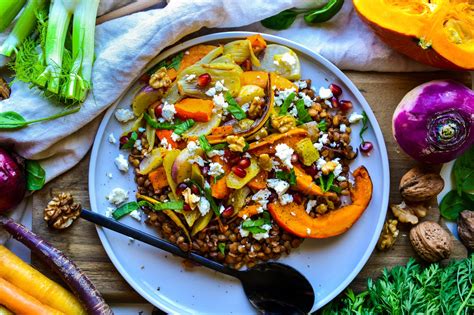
[89, 32, 390, 314]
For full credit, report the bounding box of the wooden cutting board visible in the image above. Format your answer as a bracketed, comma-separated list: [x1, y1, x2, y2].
[31, 70, 470, 304]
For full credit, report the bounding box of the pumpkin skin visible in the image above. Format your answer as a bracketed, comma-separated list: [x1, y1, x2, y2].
[353, 0, 474, 70]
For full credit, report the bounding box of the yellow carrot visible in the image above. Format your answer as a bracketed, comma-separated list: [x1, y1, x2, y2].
[0, 245, 86, 315]
[0, 277, 64, 315]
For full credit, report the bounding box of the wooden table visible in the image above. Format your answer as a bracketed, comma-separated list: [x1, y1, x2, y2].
[31, 70, 470, 305]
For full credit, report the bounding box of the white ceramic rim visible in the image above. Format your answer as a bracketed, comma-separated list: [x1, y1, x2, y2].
[89, 31, 390, 312]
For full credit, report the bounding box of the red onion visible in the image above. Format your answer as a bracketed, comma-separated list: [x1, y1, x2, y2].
[392, 80, 474, 164]
[0, 147, 26, 212]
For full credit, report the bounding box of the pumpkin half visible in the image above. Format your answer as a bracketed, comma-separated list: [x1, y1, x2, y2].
[353, 0, 474, 70]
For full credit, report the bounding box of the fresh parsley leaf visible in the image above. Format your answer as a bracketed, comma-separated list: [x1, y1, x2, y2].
[173, 119, 195, 135]
[121, 131, 138, 150]
[279, 92, 296, 115]
[295, 99, 312, 123]
[198, 135, 212, 152]
[318, 119, 327, 132]
[112, 201, 139, 220]
[243, 226, 267, 234]
[25, 160, 46, 191]
[453, 146, 474, 195]
[439, 190, 474, 221]
[218, 243, 226, 255]
[225, 92, 246, 120]
[275, 169, 296, 185]
[359, 111, 369, 144]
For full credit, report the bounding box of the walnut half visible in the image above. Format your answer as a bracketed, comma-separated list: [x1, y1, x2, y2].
[409, 221, 452, 262]
[457, 210, 474, 250]
[390, 202, 428, 225]
[377, 219, 399, 251]
[44, 193, 81, 230]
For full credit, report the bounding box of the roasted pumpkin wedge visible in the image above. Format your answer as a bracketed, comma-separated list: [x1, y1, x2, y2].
[247, 128, 308, 156]
[268, 166, 373, 238]
[353, 0, 474, 70]
[293, 165, 336, 198]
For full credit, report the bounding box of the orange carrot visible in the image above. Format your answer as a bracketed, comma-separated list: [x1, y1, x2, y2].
[270, 72, 297, 90]
[0, 277, 64, 315]
[166, 68, 177, 81]
[237, 205, 261, 219]
[210, 125, 233, 136]
[148, 167, 169, 191]
[178, 45, 217, 73]
[156, 129, 178, 148]
[174, 98, 214, 122]
[210, 156, 230, 199]
[240, 71, 268, 88]
[247, 34, 267, 54]
[247, 170, 268, 191]
[0, 245, 85, 315]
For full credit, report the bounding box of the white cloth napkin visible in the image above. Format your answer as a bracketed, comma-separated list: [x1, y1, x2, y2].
[0, 0, 436, 243]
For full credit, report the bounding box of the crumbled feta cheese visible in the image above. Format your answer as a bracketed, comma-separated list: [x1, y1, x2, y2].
[319, 87, 333, 99]
[114, 154, 129, 172]
[114, 108, 135, 123]
[108, 133, 116, 144]
[244, 152, 251, 158]
[329, 142, 337, 148]
[274, 52, 297, 68]
[134, 139, 143, 151]
[296, 80, 307, 89]
[242, 214, 248, 220]
[280, 193, 294, 205]
[189, 155, 206, 167]
[219, 204, 226, 214]
[170, 132, 181, 142]
[306, 227, 312, 235]
[185, 74, 196, 82]
[275, 143, 294, 169]
[105, 207, 114, 218]
[187, 141, 200, 155]
[241, 103, 250, 112]
[324, 100, 332, 107]
[274, 88, 297, 106]
[256, 206, 264, 213]
[161, 102, 176, 121]
[239, 225, 250, 237]
[207, 150, 224, 158]
[298, 92, 313, 107]
[251, 189, 272, 211]
[320, 133, 329, 144]
[314, 142, 323, 151]
[204, 181, 211, 189]
[106, 188, 129, 205]
[138, 127, 146, 133]
[316, 158, 327, 171]
[252, 224, 272, 240]
[205, 87, 216, 97]
[107, 172, 113, 179]
[306, 200, 317, 213]
[267, 179, 289, 196]
[198, 197, 211, 216]
[349, 112, 364, 123]
[215, 80, 228, 92]
[212, 93, 228, 111]
[337, 176, 347, 182]
[129, 210, 142, 221]
[339, 124, 347, 133]
[333, 158, 343, 177]
[208, 162, 225, 177]
[160, 137, 172, 150]
[289, 106, 299, 118]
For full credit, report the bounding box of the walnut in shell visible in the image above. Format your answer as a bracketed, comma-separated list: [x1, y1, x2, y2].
[399, 167, 444, 202]
[457, 210, 474, 250]
[44, 193, 81, 230]
[409, 221, 452, 262]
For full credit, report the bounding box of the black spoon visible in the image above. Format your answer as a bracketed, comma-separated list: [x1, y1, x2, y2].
[80, 209, 314, 314]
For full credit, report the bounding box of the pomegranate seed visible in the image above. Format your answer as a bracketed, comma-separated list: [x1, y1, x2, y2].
[330, 97, 340, 108]
[224, 149, 238, 161]
[241, 59, 252, 71]
[360, 141, 374, 154]
[190, 183, 200, 195]
[292, 193, 303, 205]
[119, 135, 129, 147]
[304, 164, 318, 177]
[176, 182, 188, 196]
[154, 104, 163, 117]
[197, 73, 212, 88]
[339, 100, 353, 111]
[291, 153, 299, 164]
[222, 206, 234, 218]
[329, 83, 342, 97]
[183, 204, 192, 212]
[268, 191, 278, 203]
[238, 158, 251, 169]
[232, 166, 247, 178]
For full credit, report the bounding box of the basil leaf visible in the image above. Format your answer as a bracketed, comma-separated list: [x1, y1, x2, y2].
[25, 160, 46, 191]
[439, 190, 474, 221]
[330, 185, 342, 194]
[242, 142, 250, 152]
[138, 200, 184, 212]
[0, 111, 28, 129]
[112, 201, 139, 220]
[359, 111, 369, 144]
[225, 92, 246, 120]
[147, 51, 184, 75]
[218, 243, 226, 255]
[199, 135, 212, 153]
[319, 173, 335, 192]
[174, 119, 195, 135]
[121, 131, 138, 150]
[275, 169, 296, 185]
[244, 226, 267, 234]
[454, 146, 474, 194]
[318, 119, 327, 132]
[261, 9, 298, 30]
[279, 92, 296, 115]
[295, 99, 312, 123]
[242, 217, 266, 229]
[143, 113, 174, 130]
[212, 143, 228, 150]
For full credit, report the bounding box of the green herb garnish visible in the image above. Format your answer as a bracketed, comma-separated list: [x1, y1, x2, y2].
[275, 169, 296, 186]
[225, 92, 246, 120]
[148, 51, 184, 74]
[188, 179, 219, 216]
[199, 135, 212, 153]
[173, 119, 195, 135]
[218, 243, 226, 255]
[295, 99, 312, 123]
[318, 119, 327, 132]
[242, 212, 272, 234]
[121, 131, 138, 150]
[0, 107, 80, 130]
[112, 202, 139, 220]
[143, 113, 174, 130]
[359, 111, 369, 144]
[211, 143, 228, 150]
[25, 160, 46, 191]
[279, 92, 296, 115]
[319, 173, 335, 193]
[138, 200, 184, 212]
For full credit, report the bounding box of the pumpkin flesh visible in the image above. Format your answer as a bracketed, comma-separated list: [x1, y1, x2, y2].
[353, 0, 474, 70]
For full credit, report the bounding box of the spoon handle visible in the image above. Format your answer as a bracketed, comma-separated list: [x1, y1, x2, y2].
[80, 209, 238, 277]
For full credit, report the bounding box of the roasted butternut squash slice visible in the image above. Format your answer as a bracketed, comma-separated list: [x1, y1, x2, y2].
[293, 165, 336, 198]
[247, 128, 308, 156]
[268, 166, 372, 238]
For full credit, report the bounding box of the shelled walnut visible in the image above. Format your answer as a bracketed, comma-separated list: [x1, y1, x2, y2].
[44, 193, 81, 230]
[399, 167, 444, 202]
[410, 221, 451, 262]
[377, 219, 399, 250]
[149, 67, 171, 90]
[457, 210, 474, 250]
[390, 202, 428, 225]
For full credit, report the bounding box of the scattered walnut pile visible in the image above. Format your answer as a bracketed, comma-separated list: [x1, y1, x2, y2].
[44, 193, 81, 230]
